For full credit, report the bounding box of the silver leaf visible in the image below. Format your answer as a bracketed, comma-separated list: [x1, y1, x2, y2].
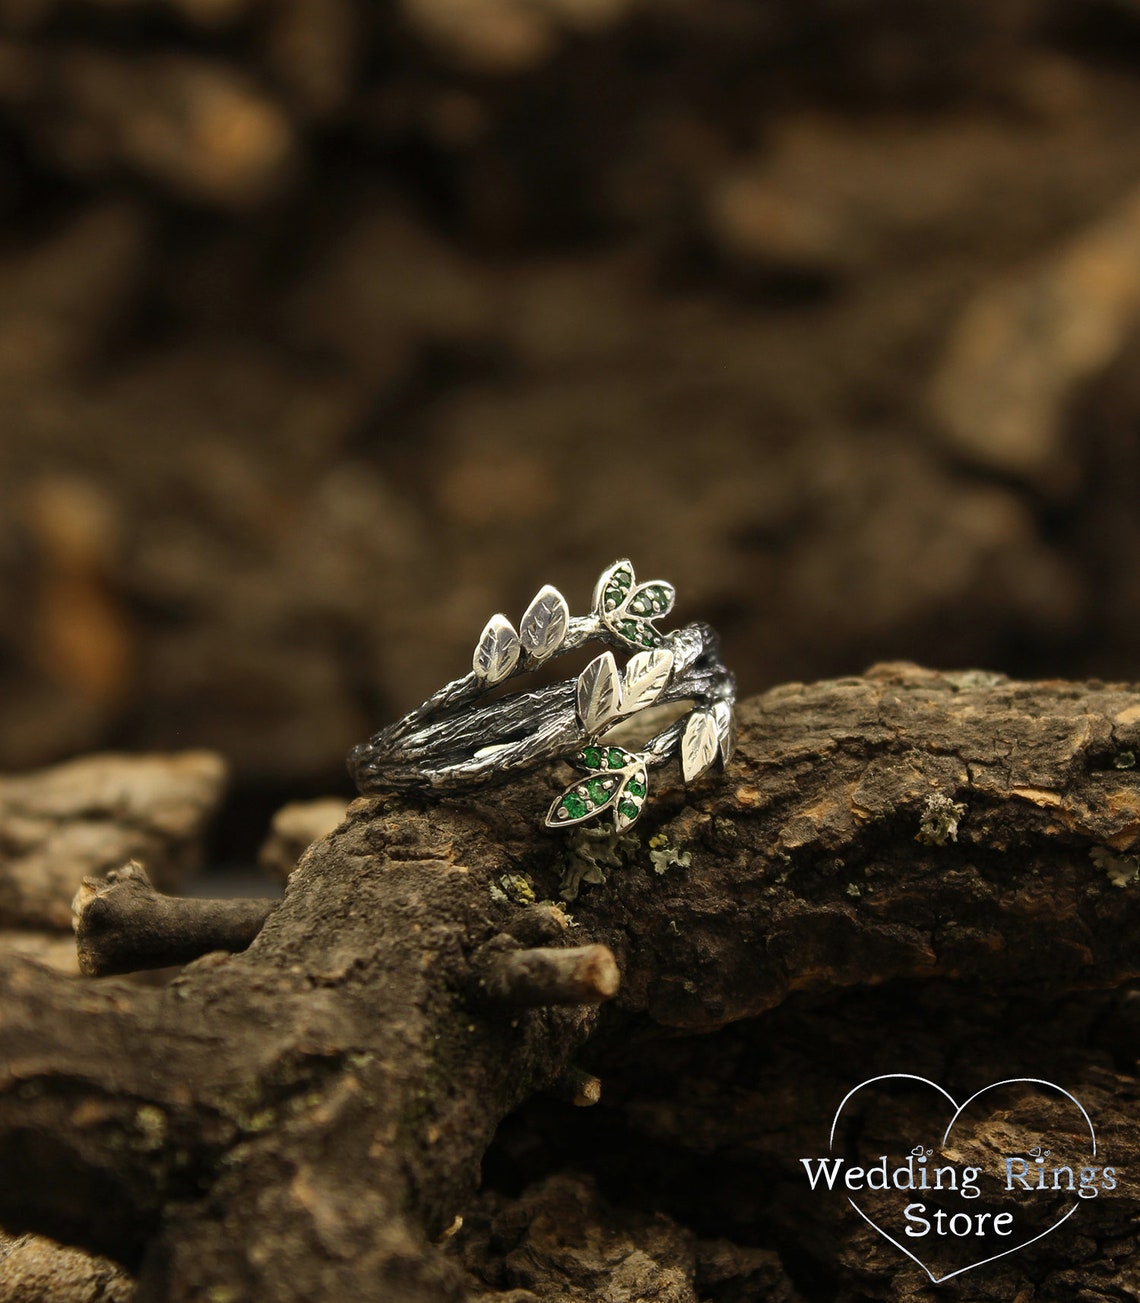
[472, 614, 520, 685]
[518, 584, 570, 662]
[576, 652, 623, 734]
[711, 700, 735, 766]
[620, 648, 674, 714]
[681, 710, 719, 783]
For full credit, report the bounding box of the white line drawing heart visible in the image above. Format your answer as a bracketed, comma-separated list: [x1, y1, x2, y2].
[828, 1074, 1096, 1284]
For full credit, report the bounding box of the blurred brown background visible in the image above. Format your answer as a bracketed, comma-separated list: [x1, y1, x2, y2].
[4, 0, 1140, 829]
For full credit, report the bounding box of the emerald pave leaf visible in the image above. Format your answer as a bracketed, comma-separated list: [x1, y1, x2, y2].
[626, 581, 676, 621]
[586, 775, 619, 805]
[592, 559, 635, 616]
[576, 651, 623, 735]
[472, 614, 520, 685]
[546, 788, 589, 826]
[545, 772, 621, 828]
[592, 562, 674, 649]
[681, 709, 719, 783]
[613, 617, 662, 649]
[612, 764, 649, 832]
[549, 746, 648, 830]
[519, 584, 570, 663]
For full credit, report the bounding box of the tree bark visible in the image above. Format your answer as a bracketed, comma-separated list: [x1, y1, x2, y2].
[3, 663, 1140, 1300]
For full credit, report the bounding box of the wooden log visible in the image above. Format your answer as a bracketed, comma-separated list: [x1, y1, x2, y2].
[0, 665, 1137, 1300]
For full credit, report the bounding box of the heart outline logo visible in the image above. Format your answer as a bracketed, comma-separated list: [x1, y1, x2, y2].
[829, 1074, 1097, 1283]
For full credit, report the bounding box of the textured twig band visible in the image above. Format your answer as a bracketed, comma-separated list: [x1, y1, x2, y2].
[348, 560, 735, 832]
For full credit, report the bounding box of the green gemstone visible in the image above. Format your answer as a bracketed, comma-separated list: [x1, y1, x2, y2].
[586, 777, 613, 804]
[618, 800, 640, 820]
[560, 793, 588, 819]
[640, 629, 657, 646]
[625, 779, 646, 797]
[582, 746, 603, 769]
[606, 748, 625, 769]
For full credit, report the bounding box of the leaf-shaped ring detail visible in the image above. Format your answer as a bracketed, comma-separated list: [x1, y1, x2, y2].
[348, 560, 736, 839]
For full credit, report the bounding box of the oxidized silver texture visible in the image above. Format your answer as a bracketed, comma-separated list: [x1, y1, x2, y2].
[347, 560, 736, 833]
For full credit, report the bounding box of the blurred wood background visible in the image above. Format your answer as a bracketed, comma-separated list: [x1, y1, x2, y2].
[4, 1, 1140, 811]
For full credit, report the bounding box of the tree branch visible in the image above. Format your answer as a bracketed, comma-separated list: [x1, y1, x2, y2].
[72, 861, 275, 976]
[0, 665, 1138, 1299]
[473, 941, 620, 1009]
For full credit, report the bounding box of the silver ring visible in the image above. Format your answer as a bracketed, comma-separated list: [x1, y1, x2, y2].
[347, 560, 736, 833]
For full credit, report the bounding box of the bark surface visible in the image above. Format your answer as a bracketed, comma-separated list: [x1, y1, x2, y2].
[3, 663, 1140, 1301]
